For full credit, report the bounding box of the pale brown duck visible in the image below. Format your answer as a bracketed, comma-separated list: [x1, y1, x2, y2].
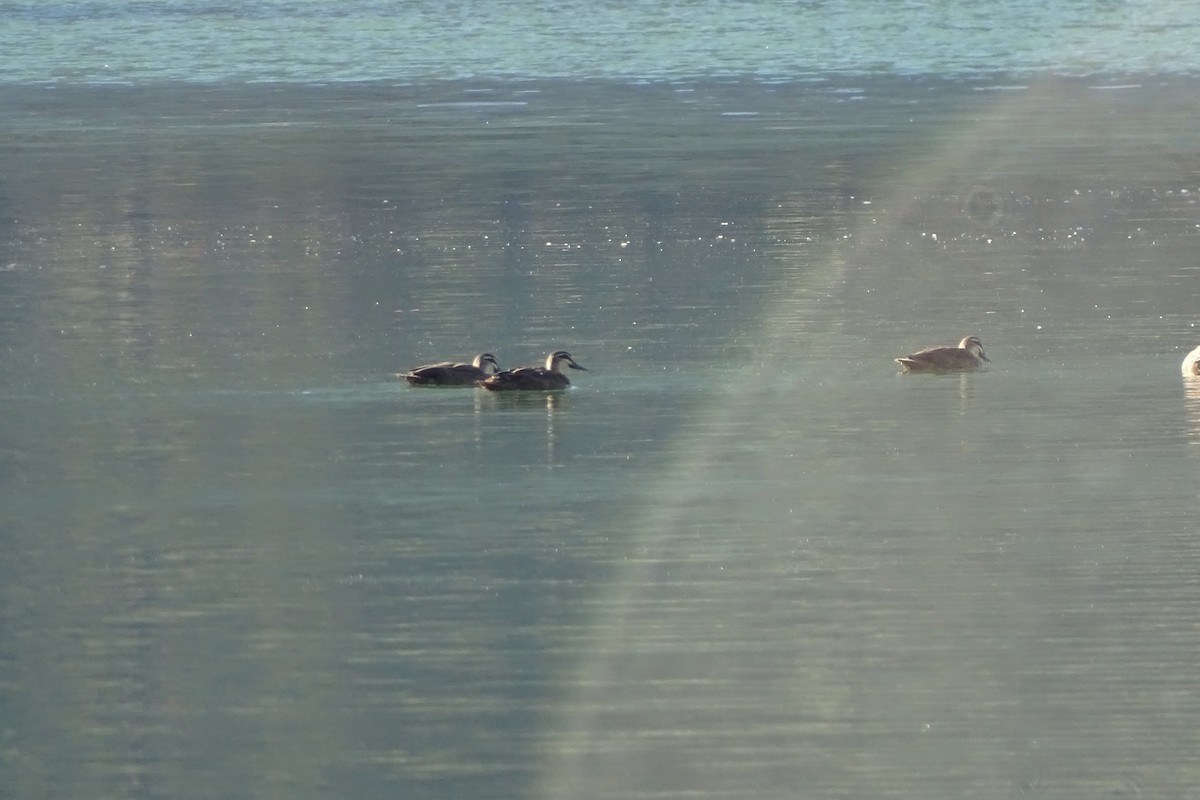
[896, 336, 990, 373]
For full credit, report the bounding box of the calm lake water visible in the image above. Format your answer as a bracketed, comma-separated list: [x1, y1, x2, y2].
[4, 3, 1200, 800]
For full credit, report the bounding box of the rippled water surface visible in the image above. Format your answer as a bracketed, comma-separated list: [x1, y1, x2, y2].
[3, 0, 1199, 82]
[3, 65, 1200, 800]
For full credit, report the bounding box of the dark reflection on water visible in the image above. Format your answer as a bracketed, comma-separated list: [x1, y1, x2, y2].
[3, 77, 1200, 799]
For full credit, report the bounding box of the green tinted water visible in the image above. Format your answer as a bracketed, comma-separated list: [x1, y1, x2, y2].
[2, 78, 1199, 799]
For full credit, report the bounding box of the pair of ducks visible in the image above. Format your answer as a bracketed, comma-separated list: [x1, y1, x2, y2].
[403, 350, 588, 391]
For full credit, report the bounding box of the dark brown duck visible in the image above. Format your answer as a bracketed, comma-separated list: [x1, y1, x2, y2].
[402, 352, 500, 386]
[481, 350, 587, 391]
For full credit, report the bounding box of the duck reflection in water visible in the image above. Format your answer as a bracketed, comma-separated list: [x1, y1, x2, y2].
[482, 350, 587, 391]
[896, 335, 990, 373]
[401, 352, 500, 386]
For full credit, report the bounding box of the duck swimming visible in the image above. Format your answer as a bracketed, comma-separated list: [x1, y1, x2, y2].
[1183, 345, 1200, 377]
[481, 350, 587, 391]
[896, 336, 990, 373]
[402, 352, 500, 386]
